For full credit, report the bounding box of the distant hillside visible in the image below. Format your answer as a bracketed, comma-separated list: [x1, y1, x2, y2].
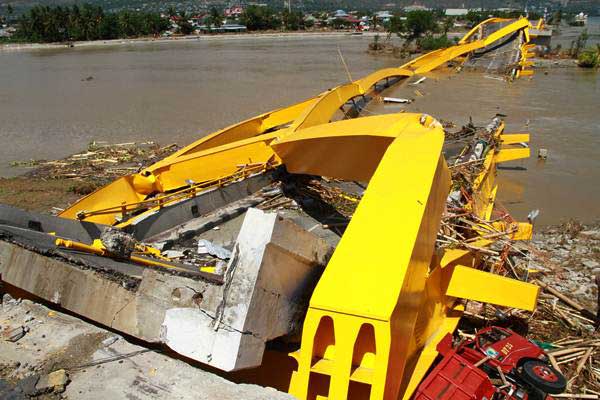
[0, 0, 531, 13]
[2, 0, 598, 15]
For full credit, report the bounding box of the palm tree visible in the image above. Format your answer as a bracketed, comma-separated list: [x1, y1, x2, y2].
[208, 7, 222, 29]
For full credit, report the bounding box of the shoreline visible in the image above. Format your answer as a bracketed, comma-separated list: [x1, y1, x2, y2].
[0, 31, 379, 53]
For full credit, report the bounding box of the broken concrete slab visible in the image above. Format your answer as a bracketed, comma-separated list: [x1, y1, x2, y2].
[0, 207, 332, 372]
[160, 208, 332, 371]
[0, 296, 293, 399]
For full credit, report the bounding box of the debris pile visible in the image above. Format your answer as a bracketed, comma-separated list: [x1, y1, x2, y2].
[452, 221, 600, 397]
[429, 118, 599, 396]
[16, 141, 180, 182]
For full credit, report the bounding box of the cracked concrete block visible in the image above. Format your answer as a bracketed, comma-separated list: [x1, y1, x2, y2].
[0, 207, 331, 373]
[160, 208, 331, 371]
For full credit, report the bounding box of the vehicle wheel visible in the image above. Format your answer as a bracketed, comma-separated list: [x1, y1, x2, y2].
[520, 360, 566, 394]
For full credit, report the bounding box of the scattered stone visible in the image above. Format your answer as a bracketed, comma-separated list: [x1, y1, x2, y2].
[3, 390, 27, 400]
[101, 227, 138, 258]
[556, 248, 569, 258]
[2, 294, 19, 306]
[580, 230, 600, 240]
[15, 374, 40, 396]
[582, 259, 599, 269]
[163, 250, 185, 259]
[0, 379, 12, 394]
[35, 369, 69, 394]
[2, 326, 29, 342]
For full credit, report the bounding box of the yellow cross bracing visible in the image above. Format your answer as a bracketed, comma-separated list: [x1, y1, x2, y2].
[56, 18, 539, 400]
[59, 17, 534, 226]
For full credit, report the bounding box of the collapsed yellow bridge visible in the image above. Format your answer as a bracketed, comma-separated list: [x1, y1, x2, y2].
[14, 17, 542, 400]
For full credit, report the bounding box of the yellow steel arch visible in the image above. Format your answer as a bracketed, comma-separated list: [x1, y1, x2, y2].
[52, 18, 540, 400]
[59, 17, 534, 227]
[401, 17, 531, 74]
[274, 113, 428, 181]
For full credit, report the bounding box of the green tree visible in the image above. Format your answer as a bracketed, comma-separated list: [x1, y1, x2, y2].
[404, 10, 436, 40]
[578, 45, 600, 68]
[570, 29, 589, 58]
[177, 11, 193, 35]
[206, 7, 223, 29]
[14, 4, 169, 43]
[550, 10, 562, 25]
[371, 14, 378, 31]
[98, 13, 119, 39]
[147, 12, 169, 35]
[387, 15, 404, 35]
[240, 6, 280, 31]
[282, 9, 303, 31]
[441, 17, 453, 34]
[465, 10, 487, 28]
[417, 34, 453, 50]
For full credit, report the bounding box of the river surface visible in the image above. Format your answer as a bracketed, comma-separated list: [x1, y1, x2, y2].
[0, 24, 598, 225]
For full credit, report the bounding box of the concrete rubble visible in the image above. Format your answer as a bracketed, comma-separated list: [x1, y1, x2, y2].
[0, 201, 332, 372]
[0, 295, 294, 400]
[529, 222, 600, 308]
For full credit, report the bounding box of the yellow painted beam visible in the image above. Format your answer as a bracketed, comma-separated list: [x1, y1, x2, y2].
[495, 147, 530, 163]
[404, 18, 530, 74]
[290, 124, 451, 400]
[500, 133, 530, 144]
[400, 304, 464, 400]
[272, 113, 426, 182]
[446, 265, 539, 311]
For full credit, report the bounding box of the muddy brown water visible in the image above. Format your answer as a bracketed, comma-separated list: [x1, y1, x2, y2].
[0, 31, 598, 226]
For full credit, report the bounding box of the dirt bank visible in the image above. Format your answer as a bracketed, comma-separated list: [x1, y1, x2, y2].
[0, 141, 179, 214]
[532, 57, 580, 68]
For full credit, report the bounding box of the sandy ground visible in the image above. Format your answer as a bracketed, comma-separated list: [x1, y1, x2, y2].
[0, 293, 292, 399]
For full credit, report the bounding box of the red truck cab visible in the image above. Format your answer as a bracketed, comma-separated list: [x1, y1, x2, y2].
[456, 326, 544, 374]
[415, 327, 566, 400]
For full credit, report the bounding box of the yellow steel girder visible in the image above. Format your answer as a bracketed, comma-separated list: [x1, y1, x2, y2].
[289, 118, 450, 400]
[54, 18, 540, 400]
[59, 17, 533, 225]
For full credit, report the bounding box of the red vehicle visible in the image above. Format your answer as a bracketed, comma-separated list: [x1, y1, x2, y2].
[415, 326, 566, 400]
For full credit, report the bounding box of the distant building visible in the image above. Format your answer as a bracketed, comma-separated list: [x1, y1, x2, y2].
[224, 5, 244, 18]
[333, 9, 349, 18]
[198, 23, 247, 33]
[404, 4, 429, 12]
[445, 8, 469, 16]
[375, 11, 393, 23]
